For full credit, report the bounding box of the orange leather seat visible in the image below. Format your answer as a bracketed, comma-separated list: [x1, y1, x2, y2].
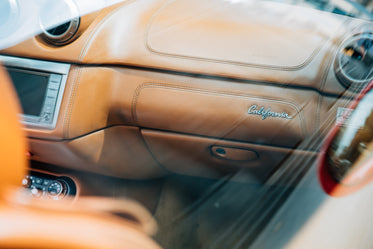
[0, 66, 162, 249]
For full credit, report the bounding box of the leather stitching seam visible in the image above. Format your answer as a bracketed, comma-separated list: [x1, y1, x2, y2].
[132, 82, 308, 137]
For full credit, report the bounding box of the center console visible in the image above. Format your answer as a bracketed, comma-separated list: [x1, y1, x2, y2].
[22, 170, 77, 200]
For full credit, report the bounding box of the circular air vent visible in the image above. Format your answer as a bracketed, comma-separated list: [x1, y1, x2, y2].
[41, 17, 80, 45]
[38, 0, 80, 46]
[334, 33, 373, 92]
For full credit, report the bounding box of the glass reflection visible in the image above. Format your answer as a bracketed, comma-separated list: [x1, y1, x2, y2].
[327, 89, 373, 184]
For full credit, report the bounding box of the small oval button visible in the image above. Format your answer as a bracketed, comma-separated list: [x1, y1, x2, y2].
[211, 146, 258, 161]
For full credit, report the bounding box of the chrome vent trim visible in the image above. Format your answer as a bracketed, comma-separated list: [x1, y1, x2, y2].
[334, 33, 373, 92]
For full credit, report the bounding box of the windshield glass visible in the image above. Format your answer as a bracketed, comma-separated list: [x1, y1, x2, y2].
[1, 1, 373, 249]
[267, 0, 373, 20]
[0, 0, 126, 50]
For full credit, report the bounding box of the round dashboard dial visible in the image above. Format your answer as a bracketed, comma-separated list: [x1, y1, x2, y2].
[334, 33, 373, 92]
[47, 180, 67, 199]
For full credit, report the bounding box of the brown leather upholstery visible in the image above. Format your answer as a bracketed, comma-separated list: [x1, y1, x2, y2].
[0, 0, 363, 179]
[0, 65, 161, 249]
[2, 0, 367, 95]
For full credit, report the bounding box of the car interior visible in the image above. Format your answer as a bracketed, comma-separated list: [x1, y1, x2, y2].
[0, 0, 373, 248]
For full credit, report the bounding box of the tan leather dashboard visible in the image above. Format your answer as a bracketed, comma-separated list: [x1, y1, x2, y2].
[147, 0, 331, 70]
[14, 66, 348, 180]
[1, 0, 370, 180]
[132, 83, 308, 148]
[3, 0, 371, 94]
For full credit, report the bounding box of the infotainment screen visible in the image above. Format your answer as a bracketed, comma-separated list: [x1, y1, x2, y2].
[7, 68, 49, 116]
[0, 55, 70, 129]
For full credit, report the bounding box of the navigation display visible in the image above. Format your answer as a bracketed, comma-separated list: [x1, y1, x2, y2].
[7, 68, 49, 116]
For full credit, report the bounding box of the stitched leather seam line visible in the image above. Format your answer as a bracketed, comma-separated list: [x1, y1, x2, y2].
[132, 82, 308, 137]
[78, 0, 138, 62]
[144, 0, 323, 71]
[63, 66, 83, 139]
[66, 1, 137, 138]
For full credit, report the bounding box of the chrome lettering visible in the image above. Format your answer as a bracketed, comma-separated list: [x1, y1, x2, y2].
[248, 104, 293, 120]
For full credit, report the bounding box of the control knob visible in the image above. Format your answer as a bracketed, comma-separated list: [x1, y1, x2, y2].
[47, 180, 67, 199]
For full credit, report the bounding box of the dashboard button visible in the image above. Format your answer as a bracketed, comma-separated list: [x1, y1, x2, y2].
[42, 113, 52, 122]
[42, 179, 50, 186]
[49, 74, 62, 83]
[35, 177, 43, 185]
[47, 89, 58, 98]
[21, 178, 31, 188]
[49, 82, 60, 90]
[30, 187, 43, 198]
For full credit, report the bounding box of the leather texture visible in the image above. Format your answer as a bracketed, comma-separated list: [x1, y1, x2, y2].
[0, 195, 161, 249]
[1, 0, 368, 179]
[13, 65, 349, 178]
[28, 127, 166, 179]
[26, 65, 336, 178]
[0, 65, 162, 249]
[147, 0, 331, 69]
[142, 129, 317, 181]
[132, 83, 309, 148]
[2, 0, 371, 95]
